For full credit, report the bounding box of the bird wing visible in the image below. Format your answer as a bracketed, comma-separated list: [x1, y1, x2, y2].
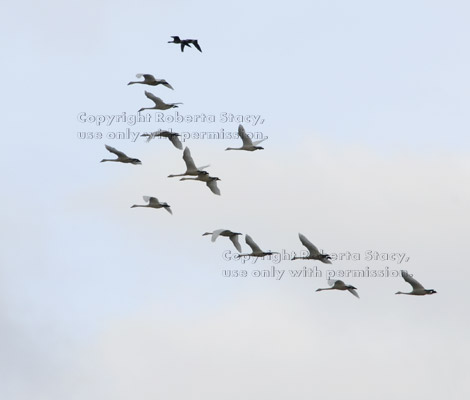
[245, 235, 262, 253]
[210, 229, 226, 242]
[401, 271, 425, 290]
[144, 91, 164, 107]
[253, 137, 268, 146]
[230, 235, 242, 252]
[164, 206, 173, 215]
[171, 36, 180, 41]
[143, 196, 160, 206]
[327, 279, 339, 287]
[105, 144, 127, 158]
[169, 135, 183, 150]
[298, 233, 320, 256]
[237, 124, 253, 146]
[160, 80, 174, 90]
[141, 74, 156, 82]
[348, 288, 360, 298]
[183, 147, 197, 172]
[181, 42, 192, 52]
[191, 40, 202, 52]
[206, 179, 221, 195]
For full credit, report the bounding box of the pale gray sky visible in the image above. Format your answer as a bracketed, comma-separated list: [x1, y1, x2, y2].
[1, 1, 469, 399]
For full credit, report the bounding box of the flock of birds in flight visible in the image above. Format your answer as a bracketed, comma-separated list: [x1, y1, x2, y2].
[99, 36, 437, 299]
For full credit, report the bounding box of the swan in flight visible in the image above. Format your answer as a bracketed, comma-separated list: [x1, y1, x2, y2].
[396, 271, 437, 296]
[202, 229, 242, 252]
[168, 147, 210, 178]
[141, 130, 183, 149]
[130, 196, 172, 214]
[180, 173, 221, 195]
[225, 124, 267, 151]
[238, 235, 278, 258]
[100, 144, 141, 164]
[127, 74, 174, 89]
[168, 36, 202, 52]
[138, 91, 182, 112]
[291, 233, 332, 264]
[316, 280, 359, 298]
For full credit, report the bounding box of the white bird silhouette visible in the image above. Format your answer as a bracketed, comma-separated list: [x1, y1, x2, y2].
[168, 147, 210, 178]
[138, 91, 182, 112]
[130, 196, 172, 214]
[202, 229, 242, 252]
[395, 271, 437, 296]
[316, 280, 359, 298]
[180, 173, 221, 195]
[225, 124, 267, 151]
[127, 74, 174, 89]
[100, 144, 141, 165]
[141, 130, 183, 149]
[238, 235, 278, 258]
[291, 233, 332, 263]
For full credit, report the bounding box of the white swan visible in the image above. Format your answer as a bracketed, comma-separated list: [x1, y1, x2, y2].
[131, 196, 172, 214]
[316, 280, 359, 298]
[168, 147, 210, 178]
[141, 130, 183, 149]
[291, 233, 332, 263]
[238, 235, 278, 258]
[225, 124, 267, 151]
[168, 36, 202, 52]
[202, 229, 242, 252]
[100, 144, 141, 165]
[127, 74, 174, 89]
[180, 173, 221, 195]
[138, 91, 182, 112]
[396, 271, 437, 295]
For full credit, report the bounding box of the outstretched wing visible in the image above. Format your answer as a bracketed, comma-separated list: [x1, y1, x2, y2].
[144, 91, 165, 107]
[105, 144, 127, 158]
[245, 235, 262, 253]
[253, 137, 268, 146]
[164, 206, 173, 215]
[159, 80, 174, 90]
[237, 124, 253, 147]
[169, 134, 183, 150]
[327, 279, 338, 287]
[206, 179, 221, 195]
[182, 147, 197, 172]
[401, 271, 424, 290]
[298, 233, 320, 257]
[210, 229, 226, 242]
[230, 235, 242, 252]
[191, 40, 202, 52]
[143, 196, 160, 207]
[348, 288, 360, 298]
[141, 74, 156, 82]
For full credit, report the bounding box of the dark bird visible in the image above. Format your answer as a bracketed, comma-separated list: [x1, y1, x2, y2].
[141, 130, 183, 150]
[291, 233, 332, 263]
[168, 36, 202, 52]
[316, 280, 359, 298]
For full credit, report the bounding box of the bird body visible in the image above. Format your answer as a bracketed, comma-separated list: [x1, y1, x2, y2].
[292, 233, 332, 263]
[139, 91, 182, 112]
[131, 196, 172, 214]
[141, 130, 183, 149]
[168, 147, 210, 178]
[225, 124, 267, 151]
[202, 229, 242, 252]
[180, 173, 221, 195]
[128, 74, 174, 89]
[316, 280, 359, 298]
[238, 235, 278, 258]
[395, 271, 437, 295]
[100, 144, 141, 164]
[168, 36, 202, 52]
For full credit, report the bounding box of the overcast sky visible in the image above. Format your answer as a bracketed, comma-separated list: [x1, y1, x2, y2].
[1, 1, 469, 399]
